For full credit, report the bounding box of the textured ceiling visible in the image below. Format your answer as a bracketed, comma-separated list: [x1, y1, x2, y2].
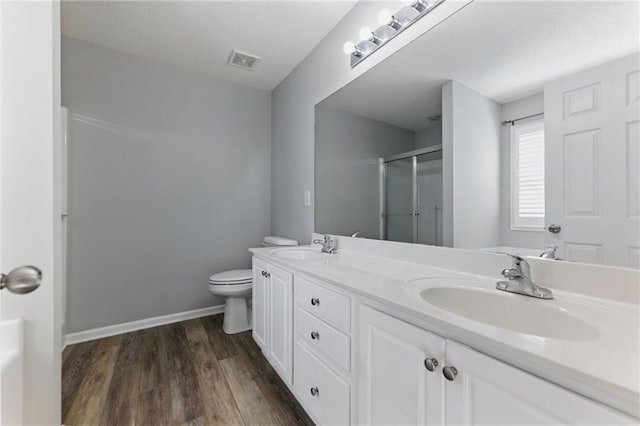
[321, 1, 640, 131]
[62, 1, 357, 91]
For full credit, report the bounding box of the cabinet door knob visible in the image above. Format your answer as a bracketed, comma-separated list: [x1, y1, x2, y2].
[265, 272, 271, 278]
[424, 357, 438, 372]
[261, 270, 266, 277]
[310, 387, 319, 396]
[442, 366, 458, 381]
[310, 331, 320, 340]
[310, 298, 320, 306]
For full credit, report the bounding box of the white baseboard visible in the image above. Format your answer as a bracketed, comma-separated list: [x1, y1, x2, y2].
[63, 305, 225, 348]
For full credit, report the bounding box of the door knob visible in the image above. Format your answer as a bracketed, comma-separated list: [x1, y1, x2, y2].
[310, 387, 319, 396]
[424, 358, 438, 372]
[547, 224, 562, 234]
[310, 331, 320, 340]
[0, 265, 42, 294]
[442, 366, 458, 381]
[310, 298, 320, 306]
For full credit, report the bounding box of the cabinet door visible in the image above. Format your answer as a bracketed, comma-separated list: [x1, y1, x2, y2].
[444, 341, 636, 425]
[251, 258, 268, 351]
[358, 306, 445, 425]
[267, 263, 293, 385]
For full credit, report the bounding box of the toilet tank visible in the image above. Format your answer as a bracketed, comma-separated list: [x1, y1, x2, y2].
[262, 236, 299, 247]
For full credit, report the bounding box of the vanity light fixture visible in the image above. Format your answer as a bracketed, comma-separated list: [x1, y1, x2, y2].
[344, 0, 445, 68]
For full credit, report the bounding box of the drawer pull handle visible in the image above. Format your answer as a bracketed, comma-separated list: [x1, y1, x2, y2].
[310, 331, 319, 340]
[442, 366, 458, 381]
[310, 387, 319, 396]
[424, 358, 438, 372]
[310, 298, 320, 306]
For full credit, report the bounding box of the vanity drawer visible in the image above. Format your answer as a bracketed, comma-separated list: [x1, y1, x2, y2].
[295, 276, 351, 332]
[296, 306, 351, 371]
[294, 341, 350, 426]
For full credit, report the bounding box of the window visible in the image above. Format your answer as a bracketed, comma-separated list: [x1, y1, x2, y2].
[510, 119, 545, 230]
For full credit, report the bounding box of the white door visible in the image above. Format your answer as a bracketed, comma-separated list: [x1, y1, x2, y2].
[267, 264, 293, 385]
[444, 341, 635, 425]
[358, 306, 445, 425]
[251, 258, 268, 351]
[0, 1, 62, 425]
[545, 53, 640, 267]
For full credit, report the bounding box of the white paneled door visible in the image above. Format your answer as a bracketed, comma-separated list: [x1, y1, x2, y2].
[545, 53, 640, 268]
[0, 1, 62, 424]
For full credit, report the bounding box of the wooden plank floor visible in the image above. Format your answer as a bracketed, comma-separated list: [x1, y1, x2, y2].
[62, 314, 314, 426]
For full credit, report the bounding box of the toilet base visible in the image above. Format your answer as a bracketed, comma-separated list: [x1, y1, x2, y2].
[222, 296, 252, 334]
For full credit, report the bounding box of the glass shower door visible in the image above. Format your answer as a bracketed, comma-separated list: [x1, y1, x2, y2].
[385, 157, 416, 243]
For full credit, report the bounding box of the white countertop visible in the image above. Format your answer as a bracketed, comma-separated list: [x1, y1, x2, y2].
[250, 245, 640, 418]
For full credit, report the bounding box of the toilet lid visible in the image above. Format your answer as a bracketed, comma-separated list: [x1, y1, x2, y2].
[208, 269, 252, 284]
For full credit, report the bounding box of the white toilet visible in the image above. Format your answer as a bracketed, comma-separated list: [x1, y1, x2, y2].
[208, 236, 298, 334]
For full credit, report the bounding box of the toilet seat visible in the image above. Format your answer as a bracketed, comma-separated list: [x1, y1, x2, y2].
[208, 269, 252, 285]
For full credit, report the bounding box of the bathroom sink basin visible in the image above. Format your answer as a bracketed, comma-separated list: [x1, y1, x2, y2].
[406, 278, 599, 340]
[272, 247, 329, 261]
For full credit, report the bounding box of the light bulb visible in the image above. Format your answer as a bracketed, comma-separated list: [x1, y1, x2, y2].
[377, 9, 393, 25]
[342, 41, 356, 55]
[359, 26, 372, 41]
[411, 0, 426, 12]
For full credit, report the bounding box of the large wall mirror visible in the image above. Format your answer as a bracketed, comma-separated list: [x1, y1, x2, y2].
[315, 1, 640, 269]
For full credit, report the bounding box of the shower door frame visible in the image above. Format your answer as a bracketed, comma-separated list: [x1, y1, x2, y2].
[382, 144, 443, 243]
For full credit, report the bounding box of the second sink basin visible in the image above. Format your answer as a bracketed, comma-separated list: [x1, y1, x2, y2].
[406, 278, 599, 340]
[272, 247, 329, 261]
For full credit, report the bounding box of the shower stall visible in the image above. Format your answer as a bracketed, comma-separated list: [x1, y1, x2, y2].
[382, 145, 443, 245]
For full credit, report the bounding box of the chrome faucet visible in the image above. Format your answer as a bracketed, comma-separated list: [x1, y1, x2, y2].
[351, 231, 363, 238]
[540, 244, 566, 261]
[313, 234, 337, 254]
[496, 254, 553, 299]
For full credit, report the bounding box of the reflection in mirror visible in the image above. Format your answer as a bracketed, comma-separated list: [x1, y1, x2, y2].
[314, 1, 640, 268]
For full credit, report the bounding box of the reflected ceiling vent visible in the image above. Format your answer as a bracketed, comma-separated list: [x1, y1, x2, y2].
[227, 50, 260, 71]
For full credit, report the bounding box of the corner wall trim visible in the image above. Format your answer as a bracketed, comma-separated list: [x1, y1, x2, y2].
[63, 305, 225, 348]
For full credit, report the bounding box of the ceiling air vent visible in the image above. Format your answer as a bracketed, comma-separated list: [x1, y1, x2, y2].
[227, 50, 260, 71]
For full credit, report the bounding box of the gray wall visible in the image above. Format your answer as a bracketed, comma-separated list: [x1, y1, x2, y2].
[500, 92, 546, 249]
[415, 124, 442, 149]
[315, 106, 414, 239]
[62, 37, 271, 333]
[442, 80, 501, 250]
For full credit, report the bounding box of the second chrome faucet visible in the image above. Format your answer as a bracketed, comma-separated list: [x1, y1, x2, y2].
[313, 234, 338, 254]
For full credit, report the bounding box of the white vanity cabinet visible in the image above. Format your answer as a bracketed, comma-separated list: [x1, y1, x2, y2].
[293, 276, 353, 426]
[251, 256, 637, 425]
[444, 341, 635, 425]
[251, 257, 293, 385]
[357, 307, 634, 426]
[358, 306, 445, 425]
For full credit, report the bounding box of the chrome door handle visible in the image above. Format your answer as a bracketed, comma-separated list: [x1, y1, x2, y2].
[0, 265, 42, 294]
[547, 224, 562, 234]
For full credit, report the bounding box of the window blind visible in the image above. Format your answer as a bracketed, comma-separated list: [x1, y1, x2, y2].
[511, 120, 545, 230]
